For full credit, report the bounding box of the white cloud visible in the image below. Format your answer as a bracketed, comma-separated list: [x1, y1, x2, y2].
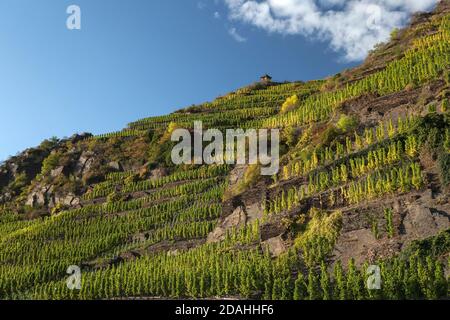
[229, 27, 247, 42]
[214, 11, 221, 19]
[197, 1, 206, 10]
[223, 0, 438, 61]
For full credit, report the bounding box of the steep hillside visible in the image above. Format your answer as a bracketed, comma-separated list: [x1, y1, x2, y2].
[1, 1, 450, 300]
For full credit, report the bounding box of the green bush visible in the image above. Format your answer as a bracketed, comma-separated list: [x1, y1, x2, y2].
[38, 136, 59, 151]
[41, 153, 61, 175]
[8, 173, 28, 193]
[281, 95, 299, 114]
[283, 126, 298, 147]
[336, 114, 358, 133]
[390, 28, 400, 40]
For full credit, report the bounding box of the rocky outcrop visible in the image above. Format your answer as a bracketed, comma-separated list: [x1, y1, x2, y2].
[50, 166, 69, 178]
[108, 161, 123, 172]
[402, 204, 450, 245]
[25, 184, 51, 207]
[332, 229, 400, 267]
[150, 167, 167, 179]
[332, 198, 450, 268]
[25, 183, 80, 210]
[228, 165, 247, 187]
[0, 192, 12, 204]
[0, 147, 54, 201]
[245, 202, 263, 222]
[0, 133, 98, 207]
[75, 151, 95, 176]
[262, 236, 287, 257]
[68, 133, 92, 144]
[52, 194, 80, 208]
[207, 206, 247, 243]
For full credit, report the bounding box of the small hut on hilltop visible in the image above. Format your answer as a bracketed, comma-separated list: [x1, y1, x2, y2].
[260, 74, 272, 84]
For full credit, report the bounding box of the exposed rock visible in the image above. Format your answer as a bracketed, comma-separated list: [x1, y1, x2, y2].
[207, 206, 247, 243]
[50, 166, 66, 178]
[25, 184, 51, 207]
[120, 251, 141, 260]
[25, 183, 80, 210]
[343, 86, 423, 126]
[108, 161, 123, 171]
[392, 200, 402, 214]
[0, 192, 12, 204]
[260, 221, 287, 242]
[1, 2, 450, 299]
[70, 196, 80, 207]
[75, 151, 95, 176]
[332, 229, 401, 267]
[228, 165, 247, 186]
[0, 145, 53, 201]
[55, 194, 80, 207]
[150, 167, 167, 179]
[144, 239, 205, 255]
[167, 249, 179, 256]
[245, 202, 263, 222]
[224, 206, 247, 228]
[69, 133, 92, 144]
[262, 236, 286, 257]
[9, 163, 19, 176]
[402, 204, 450, 243]
[207, 227, 226, 244]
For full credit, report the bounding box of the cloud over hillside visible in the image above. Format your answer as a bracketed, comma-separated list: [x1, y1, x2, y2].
[224, 0, 438, 61]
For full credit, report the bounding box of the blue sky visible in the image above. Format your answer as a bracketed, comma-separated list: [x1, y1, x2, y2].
[2, 0, 433, 161]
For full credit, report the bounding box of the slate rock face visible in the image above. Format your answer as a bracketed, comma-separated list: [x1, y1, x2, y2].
[228, 165, 247, 187]
[403, 204, 450, 241]
[75, 151, 95, 176]
[25, 183, 80, 210]
[262, 236, 286, 257]
[245, 202, 263, 223]
[150, 167, 167, 179]
[332, 200, 450, 268]
[53, 194, 80, 208]
[108, 161, 123, 172]
[25, 184, 51, 207]
[207, 206, 247, 243]
[333, 226, 411, 268]
[50, 166, 66, 178]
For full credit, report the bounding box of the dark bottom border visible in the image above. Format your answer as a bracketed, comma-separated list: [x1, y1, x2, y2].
[0, 300, 446, 319]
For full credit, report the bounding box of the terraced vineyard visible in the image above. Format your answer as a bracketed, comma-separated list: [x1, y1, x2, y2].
[0, 3, 450, 300]
[0, 164, 229, 299]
